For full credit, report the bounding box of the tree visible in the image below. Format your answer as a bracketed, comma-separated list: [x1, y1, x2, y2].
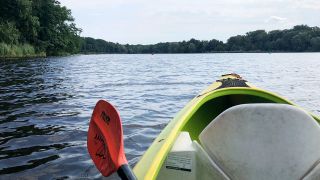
[0, 22, 20, 44]
[227, 35, 248, 51]
[78, 25, 320, 54]
[310, 37, 320, 51]
[246, 30, 267, 50]
[32, 0, 81, 55]
[0, 0, 82, 56]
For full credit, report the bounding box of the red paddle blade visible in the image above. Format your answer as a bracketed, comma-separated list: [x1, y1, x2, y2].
[87, 100, 128, 177]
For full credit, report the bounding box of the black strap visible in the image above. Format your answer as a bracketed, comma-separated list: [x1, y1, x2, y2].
[117, 164, 137, 180]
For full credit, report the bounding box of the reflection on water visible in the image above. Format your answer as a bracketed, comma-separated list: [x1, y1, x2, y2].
[0, 155, 60, 175]
[0, 54, 320, 179]
[0, 125, 63, 145]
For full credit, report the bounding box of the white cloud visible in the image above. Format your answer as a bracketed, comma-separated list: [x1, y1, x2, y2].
[265, 16, 287, 23]
[292, 0, 320, 10]
[59, 0, 320, 44]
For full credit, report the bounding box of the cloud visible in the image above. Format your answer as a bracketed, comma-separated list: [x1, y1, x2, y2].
[292, 0, 320, 10]
[58, 0, 320, 44]
[265, 16, 287, 23]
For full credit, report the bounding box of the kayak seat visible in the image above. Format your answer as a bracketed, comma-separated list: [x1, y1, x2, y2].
[199, 103, 320, 180]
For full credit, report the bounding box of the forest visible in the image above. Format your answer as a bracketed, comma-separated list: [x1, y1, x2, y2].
[0, 0, 81, 57]
[1, 0, 320, 58]
[81, 25, 320, 54]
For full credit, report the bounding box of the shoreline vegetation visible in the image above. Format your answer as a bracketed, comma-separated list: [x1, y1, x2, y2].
[0, 0, 81, 59]
[80, 25, 320, 54]
[1, 1, 320, 59]
[0, 43, 46, 59]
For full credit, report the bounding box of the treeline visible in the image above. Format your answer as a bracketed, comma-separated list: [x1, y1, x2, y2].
[81, 25, 320, 54]
[81, 37, 225, 54]
[1, 1, 320, 58]
[0, 0, 81, 58]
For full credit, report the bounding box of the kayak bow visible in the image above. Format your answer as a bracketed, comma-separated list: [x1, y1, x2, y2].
[133, 73, 320, 179]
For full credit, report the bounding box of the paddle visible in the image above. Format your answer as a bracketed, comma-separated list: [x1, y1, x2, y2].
[87, 100, 136, 180]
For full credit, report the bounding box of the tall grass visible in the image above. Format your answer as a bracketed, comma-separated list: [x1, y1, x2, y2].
[0, 43, 46, 58]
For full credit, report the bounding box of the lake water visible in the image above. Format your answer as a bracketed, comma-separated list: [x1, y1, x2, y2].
[1, 53, 320, 179]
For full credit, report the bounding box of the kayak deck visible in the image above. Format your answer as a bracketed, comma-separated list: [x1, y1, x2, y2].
[133, 74, 320, 179]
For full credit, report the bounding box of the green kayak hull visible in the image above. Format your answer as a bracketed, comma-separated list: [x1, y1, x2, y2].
[133, 74, 320, 179]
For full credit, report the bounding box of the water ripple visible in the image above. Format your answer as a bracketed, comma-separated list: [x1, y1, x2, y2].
[0, 53, 319, 179]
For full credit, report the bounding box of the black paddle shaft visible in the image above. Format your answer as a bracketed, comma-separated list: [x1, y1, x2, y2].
[117, 164, 137, 180]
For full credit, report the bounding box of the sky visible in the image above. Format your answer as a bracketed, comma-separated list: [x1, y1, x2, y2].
[59, 0, 320, 45]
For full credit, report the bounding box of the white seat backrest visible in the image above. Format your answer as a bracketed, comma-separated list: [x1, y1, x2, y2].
[199, 104, 320, 180]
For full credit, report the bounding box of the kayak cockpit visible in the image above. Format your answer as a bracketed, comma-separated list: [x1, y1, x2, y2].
[158, 104, 320, 180]
[157, 131, 227, 180]
[182, 92, 296, 141]
[133, 78, 320, 179]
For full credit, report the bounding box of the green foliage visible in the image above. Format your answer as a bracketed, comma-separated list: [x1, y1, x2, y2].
[32, 0, 82, 55]
[0, 43, 10, 55]
[0, 22, 20, 44]
[310, 37, 320, 51]
[0, 0, 81, 57]
[0, 42, 45, 58]
[81, 37, 127, 54]
[81, 25, 320, 54]
[80, 38, 226, 54]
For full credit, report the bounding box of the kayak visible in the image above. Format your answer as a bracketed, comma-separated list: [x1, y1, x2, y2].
[132, 73, 320, 180]
[87, 73, 320, 179]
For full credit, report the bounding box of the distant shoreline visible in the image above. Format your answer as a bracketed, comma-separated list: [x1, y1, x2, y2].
[79, 51, 320, 55]
[81, 25, 320, 54]
[0, 54, 46, 60]
[2, 51, 320, 60]
[0, 56, 45, 60]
